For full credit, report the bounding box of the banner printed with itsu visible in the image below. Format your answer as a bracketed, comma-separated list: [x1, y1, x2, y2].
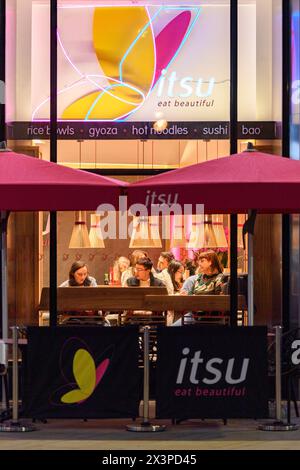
[24, 327, 140, 419]
[156, 326, 268, 419]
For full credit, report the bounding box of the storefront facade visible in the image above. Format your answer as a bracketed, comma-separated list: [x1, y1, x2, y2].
[1, 0, 296, 328]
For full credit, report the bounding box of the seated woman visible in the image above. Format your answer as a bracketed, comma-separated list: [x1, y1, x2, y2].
[172, 250, 224, 326]
[167, 260, 185, 325]
[59, 261, 107, 323]
[60, 261, 97, 287]
[168, 260, 185, 293]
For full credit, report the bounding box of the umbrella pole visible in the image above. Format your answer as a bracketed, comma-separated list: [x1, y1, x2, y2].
[247, 222, 254, 326]
[0, 211, 8, 408]
[244, 209, 256, 326]
[0, 211, 8, 343]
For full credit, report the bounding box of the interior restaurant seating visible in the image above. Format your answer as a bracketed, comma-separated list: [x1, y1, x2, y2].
[143, 294, 248, 326]
[38, 286, 248, 327]
[38, 287, 248, 327]
[38, 286, 168, 326]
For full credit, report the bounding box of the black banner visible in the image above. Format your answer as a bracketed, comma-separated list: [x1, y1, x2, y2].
[24, 326, 140, 419]
[156, 326, 268, 419]
[7, 121, 278, 140]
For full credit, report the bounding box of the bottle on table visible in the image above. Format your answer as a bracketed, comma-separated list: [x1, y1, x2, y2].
[109, 266, 114, 285]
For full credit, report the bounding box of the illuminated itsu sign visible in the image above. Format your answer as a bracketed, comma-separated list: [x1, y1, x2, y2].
[31, 4, 233, 122]
[157, 70, 215, 98]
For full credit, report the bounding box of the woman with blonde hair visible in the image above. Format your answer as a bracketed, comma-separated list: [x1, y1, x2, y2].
[113, 256, 130, 284]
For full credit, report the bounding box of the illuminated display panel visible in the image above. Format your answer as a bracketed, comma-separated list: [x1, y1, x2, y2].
[7, 1, 279, 143]
[31, 2, 239, 122]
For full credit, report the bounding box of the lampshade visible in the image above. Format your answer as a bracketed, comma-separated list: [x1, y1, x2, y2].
[187, 214, 204, 249]
[212, 214, 228, 248]
[42, 213, 50, 236]
[188, 215, 217, 249]
[170, 215, 188, 248]
[149, 215, 162, 248]
[69, 211, 91, 248]
[129, 215, 159, 248]
[89, 213, 105, 248]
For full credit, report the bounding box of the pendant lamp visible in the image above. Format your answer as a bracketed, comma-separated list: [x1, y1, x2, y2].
[188, 215, 217, 249]
[69, 211, 91, 248]
[212, 214, 228, 248]
[42, 213, 50, 236]
[129, 215, 160, 248]
[89, 213, 105, 248]
[170, 215, 188, 248]
[187, 214, 204, 249]
[149, 215, 162, 248]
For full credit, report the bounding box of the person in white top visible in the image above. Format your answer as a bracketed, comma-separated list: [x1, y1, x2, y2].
[155, 251, 175, 295]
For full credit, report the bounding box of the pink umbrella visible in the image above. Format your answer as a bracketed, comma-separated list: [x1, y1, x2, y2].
[128, 152, 300, 213]
[0, 151, 127, 210]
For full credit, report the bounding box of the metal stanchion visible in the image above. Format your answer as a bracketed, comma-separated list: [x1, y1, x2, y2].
[127, 326, 166, 432]
[258, 325, 298, 431]
[0, 327, 36, 432]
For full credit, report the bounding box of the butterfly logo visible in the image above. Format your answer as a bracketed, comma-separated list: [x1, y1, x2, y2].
[51, 337, 113, 406]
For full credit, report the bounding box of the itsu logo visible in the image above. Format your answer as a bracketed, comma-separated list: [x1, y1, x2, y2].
[176, 347, 250, 385]
[291, 340, 300, 366]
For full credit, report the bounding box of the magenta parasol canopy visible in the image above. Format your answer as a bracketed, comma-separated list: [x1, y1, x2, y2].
[128, 152, 300, 213]
[0, 151, 127, 211]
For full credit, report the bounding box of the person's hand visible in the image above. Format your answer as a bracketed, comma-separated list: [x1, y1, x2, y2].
[179, 290, 188, 296]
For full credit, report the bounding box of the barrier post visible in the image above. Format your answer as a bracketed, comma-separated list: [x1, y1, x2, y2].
[127, 326, 166, 432]
[258, 325, 298, 431]
[0, 327, 36, 432]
